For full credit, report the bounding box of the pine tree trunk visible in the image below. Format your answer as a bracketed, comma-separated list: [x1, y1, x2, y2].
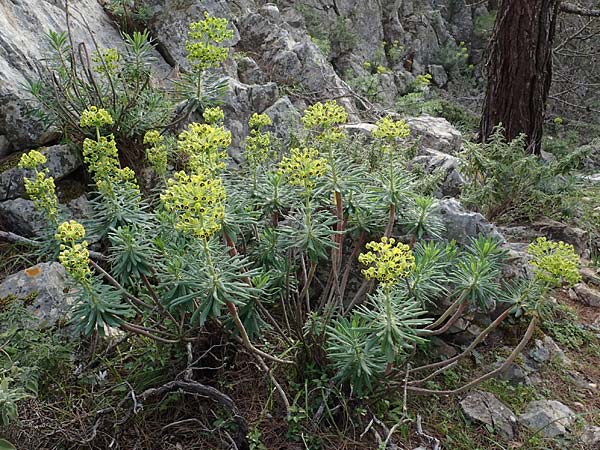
[480, 0, 560, 154]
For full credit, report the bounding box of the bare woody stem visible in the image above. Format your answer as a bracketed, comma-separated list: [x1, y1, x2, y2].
[406, 316, 537, 396]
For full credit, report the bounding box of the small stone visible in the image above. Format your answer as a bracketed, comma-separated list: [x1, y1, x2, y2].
[580, 425, 600, 447]
[460, 391, 517, 439]
[436, 198, 506, 246]
[574, 283, 600, 307]
[579, 266, 600, 287]
[519, 400, 575, 438]
[528, 335, 571, 367]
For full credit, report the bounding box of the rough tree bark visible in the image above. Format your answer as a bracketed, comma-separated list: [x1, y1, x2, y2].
[480, 0, 561, 154]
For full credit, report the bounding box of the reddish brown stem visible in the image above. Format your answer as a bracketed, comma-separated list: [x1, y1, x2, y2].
[407, 317, 537, 396]
[385, 204, 396, 237]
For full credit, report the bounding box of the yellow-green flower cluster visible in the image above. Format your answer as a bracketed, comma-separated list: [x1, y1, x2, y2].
[278, 147, 328, 191]
[414, 73, 432, 90]
[144, 130, 168, 176]
[161, 170, 226, 238]
[528, 237, 581, 287]
[19, 150, 59, 223]
[373, 116, 411, 141]
[56, 219, 91, 283]
[92, 48, 120, 75]
[18, 149, 46, 169]
[203, 107, 225, 125]
[59, 242, 91, 283]
[302, 100, 348, 143]
[83, 135, 139, 195]
[23, 171, 59, 223]
[249, 112, 272, 130]
[302, 100, 348, 129]
[186, 12, 234, 71]
[177, 122, 231, 175]
[245, 113, 273, 167]
[79, 106, 114, 128]
[55, 219, 86, 243]
[358, 237, 415, 287]
[144, 130, 163, 145]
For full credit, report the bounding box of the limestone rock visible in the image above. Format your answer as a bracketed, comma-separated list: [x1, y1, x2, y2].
[406, 115, 462, 155]
[428, 64, 448, 87]
[519, 400, 575, 438]
[435, 198, 505, 245]
[410, 148, 465, 197]
[527, 335, 571, 368]
[574, 283, 600, 307]
[0, 0, 163, 152]
[460, 391, 517, 440]
[0, 144, 82, 201]
[0, 262, 70, 328]
[263, 96, 302, 144]
[0, 197, 47, 237]
[530, 219, 588, 255]
[580, 425, 600, 448]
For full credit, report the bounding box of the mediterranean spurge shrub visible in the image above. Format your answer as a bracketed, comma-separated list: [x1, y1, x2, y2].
[11, 13, 587, 445]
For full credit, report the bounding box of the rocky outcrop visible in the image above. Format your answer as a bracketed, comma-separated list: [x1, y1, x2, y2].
[0, 262, 70, 328]
[436, 198, 505, 245]
[0, 0, 161, 153]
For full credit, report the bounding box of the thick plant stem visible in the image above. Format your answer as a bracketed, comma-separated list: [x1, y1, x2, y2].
[425, 301, 468, 336]
[409, 305, 515, 377]
[385, 204, 396, 238]
[425, 294, 465, 330]
[407, 316, 537, 396]
[222, 232, 292, 365]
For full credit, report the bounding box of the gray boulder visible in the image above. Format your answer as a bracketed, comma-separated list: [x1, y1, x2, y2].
[410, 148, 465, 197]
[435, 198, 505, 245]
[263, 96, 302, 144]
[0, 197, 47, 237]
[527, 335, 571, 368]
[0, 144, 82, 201]
[574, 283, 600, 308]
[0, 262, 70, 328]
[0, 0, 164, 152]
[530, 219, 589, 256]
[406, 115, 462, 155]
[460, 391, 517, 440]
[519, 400, 575, 438]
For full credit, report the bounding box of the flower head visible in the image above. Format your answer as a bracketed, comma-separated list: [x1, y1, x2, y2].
[59, 242, 91, 283]
[177, 122, 231, 175]
[161, 171, 226, 238]
[23, 171, 59, 223]
[245, 114, 273, 167]
[373, 116, 410, 141]
[302, 100, 348, 129]
[18, 150, 47, 170]
[528, 237, 581, 287]
[144, 130, 163, 145]
[186, 12, 233, 71]
[56, 220, 86, 243]
[358, 237, 415, 286]
[203, 107, 225, 125]
[80, 106, 114, 128]
[92, 48, 120, 75]
[278, 147, 328, 191]
[249, 113, 272, 130]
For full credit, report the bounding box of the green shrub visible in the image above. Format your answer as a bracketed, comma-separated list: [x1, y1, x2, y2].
[528, 237, 581, 288]
[460, 127, 583, 222]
